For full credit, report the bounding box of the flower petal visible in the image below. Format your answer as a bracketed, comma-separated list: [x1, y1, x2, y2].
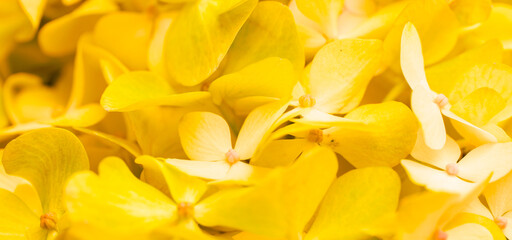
[179, 112, 232, 161]
[324, 101, 418, 168]
[400, 22, 431, 92]
[163, 0, 257, 86]
[65, 157, 177, 235]
[309, 39, 382, 113]
[223, 1, 304, 74]
[457, 142, 512, 183]
[2, 128, 89, 214]
[209, 58, 297, 106]
[306, 167, 400, 240]
[401, 160, 473, 193]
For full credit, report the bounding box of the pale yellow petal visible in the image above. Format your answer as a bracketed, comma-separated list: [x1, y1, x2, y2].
[457, 142, 512, 183]
[401, 160, 473, 193]
[3, 128, 89, 213]
[179, 112, 232, 161]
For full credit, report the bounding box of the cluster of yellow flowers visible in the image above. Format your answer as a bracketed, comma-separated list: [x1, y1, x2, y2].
[1, 0, 512, 239]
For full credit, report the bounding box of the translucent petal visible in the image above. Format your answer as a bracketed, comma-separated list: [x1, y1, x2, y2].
[400, 22, 430, 92]
[136, 156, 207, 204]
[223, 2, 304, 74]
[411, 89, 446, 149]
[209, 58, 297, 106]
[401, 160, 473, 193]
[179, 111, 232, 161]
[101, 71, 211, 112]
[309, 39, 382, 113]
[324, 101, 418, 168]
[195, 146, 337, 238]
[235, 101, 288, 159]
[411, 132, 460, 169]
[306, 167, 400, 240]
[443, 109, 497, 146]
[451, 87, 506, 127]
[65, 157, 177, 235]
[426, 40, 503, 98]
[457, 142, 512, 183]
[163, 159, 230, 180]
[2, 128, 89, 213]
[163, 0, 257, 86]
[445, 223, 493, 240]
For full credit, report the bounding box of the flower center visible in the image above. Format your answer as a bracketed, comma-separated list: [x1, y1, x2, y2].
[225, 149, 240, 165]
[307, 129, 323, 144]
[433, 94, 449, 108]
[445, 163, 459, 176]
[299, 94, 316, 108]
[40, 212, 57, 230]
[434, 230, 448, 240]
[177, 202, 194, 219]
[495, 216, 508, 229]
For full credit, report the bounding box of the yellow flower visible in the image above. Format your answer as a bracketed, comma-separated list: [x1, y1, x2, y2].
[0, 128, 89, 239]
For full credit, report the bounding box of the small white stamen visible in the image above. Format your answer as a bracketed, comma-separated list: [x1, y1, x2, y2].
[225, 149, 240, 165]
[433, 94, 449, 108]
[445, 163, 459, 176]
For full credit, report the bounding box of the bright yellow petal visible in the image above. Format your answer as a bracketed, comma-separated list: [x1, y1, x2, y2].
[426, 40, 503, 97]
[306, 167, 400, 240]
[0, 188, 43, 240]
[250, 139, 311, 168]
[101, 71, 211, 112]
[235, 101, 288, 159]
[395, 191, 458, 240]
[453, 88, 506, 127]
[323, 101, 418, 168]
[209, 58, 297, 106]
[93, 12, 153, 70]
[448, 0, 492, 26]
[2, 128, 89, 214]
[65, 157, 177, 235]
[136, 156, 207, 204]
[45, 103, 106, 128]
[347, 1, 408, 39]
[73, 127, 142, 157]
[179, 112, 232, 161]
[164, 0, 257, 86]
[466, 3, 512, 49]
[195, 146, 338, 238]
[457, 142, 512, 183]
[223, 1, 304, 74]
[38, 0, 118, 56]
[295, 0, 343, 38]
[309, 38, 382, 113]
[383, 0, 459, 68]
